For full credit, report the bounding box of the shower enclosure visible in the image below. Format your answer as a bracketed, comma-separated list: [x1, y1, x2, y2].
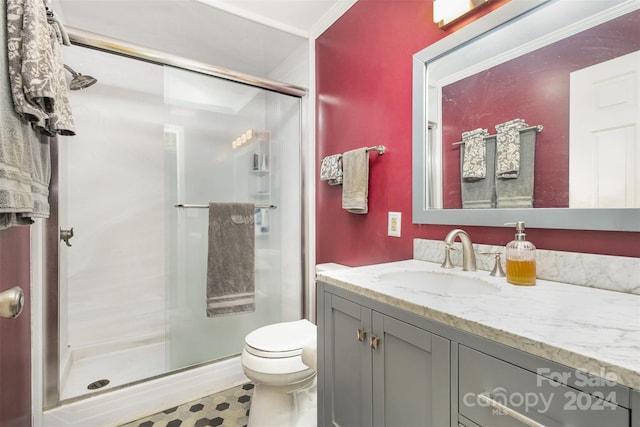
[47, 30, 306, 406]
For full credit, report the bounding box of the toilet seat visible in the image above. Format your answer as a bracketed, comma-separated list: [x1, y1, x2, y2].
[244, 319, 316, 359]
[241, 319, 318, 427]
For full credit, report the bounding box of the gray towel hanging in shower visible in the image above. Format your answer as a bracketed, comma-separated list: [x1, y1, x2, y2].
[206, 202, 256, 317]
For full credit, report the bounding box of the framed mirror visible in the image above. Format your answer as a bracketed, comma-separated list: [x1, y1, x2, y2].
[412, 0, 640, 231]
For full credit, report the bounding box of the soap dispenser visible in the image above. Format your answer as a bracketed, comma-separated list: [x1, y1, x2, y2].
[505, 221, 536, 286]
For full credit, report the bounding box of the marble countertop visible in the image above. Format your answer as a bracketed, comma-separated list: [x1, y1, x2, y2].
[316, 259, 640, 390]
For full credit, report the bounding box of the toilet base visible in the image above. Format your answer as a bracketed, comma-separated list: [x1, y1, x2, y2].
[247, 378, 316, 427]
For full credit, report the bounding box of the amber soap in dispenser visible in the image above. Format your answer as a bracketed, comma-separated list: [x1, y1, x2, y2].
[505, 221, 536, 286]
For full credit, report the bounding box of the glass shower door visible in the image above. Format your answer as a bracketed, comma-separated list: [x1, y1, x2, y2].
[163, 67, 302, 369]
[59, 48, 168, 400]
[56, 44, 303, 402]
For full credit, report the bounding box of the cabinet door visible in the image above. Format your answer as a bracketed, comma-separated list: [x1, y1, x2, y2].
[323, 293, 373, 427]
[372, 312, 450, 427]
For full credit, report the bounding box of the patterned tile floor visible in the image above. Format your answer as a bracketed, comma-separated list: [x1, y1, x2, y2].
[120, 383, 254, 427]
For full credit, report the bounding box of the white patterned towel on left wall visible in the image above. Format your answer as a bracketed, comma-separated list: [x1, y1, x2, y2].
[320, 154, 343, 185]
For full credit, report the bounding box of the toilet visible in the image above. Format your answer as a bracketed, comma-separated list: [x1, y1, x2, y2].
[241, 319, 317, 427]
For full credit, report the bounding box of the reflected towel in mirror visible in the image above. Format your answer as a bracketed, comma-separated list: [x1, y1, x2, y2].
[461, 136, 496, 209]
[496, 128, 537, 208]
[461, 128, 488, 181]
[495, 118, 528, 179]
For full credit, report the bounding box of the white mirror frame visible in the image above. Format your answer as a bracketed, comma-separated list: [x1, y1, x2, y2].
[412, 0, 640, 231]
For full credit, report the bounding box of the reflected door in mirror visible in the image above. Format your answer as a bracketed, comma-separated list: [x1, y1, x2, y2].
[570, 51, 640, 208]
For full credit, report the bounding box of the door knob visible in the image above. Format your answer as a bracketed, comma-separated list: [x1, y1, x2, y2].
[0, 286, 24, 319]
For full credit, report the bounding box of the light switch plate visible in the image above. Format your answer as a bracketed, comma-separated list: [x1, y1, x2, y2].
[388, 212, 401, 237]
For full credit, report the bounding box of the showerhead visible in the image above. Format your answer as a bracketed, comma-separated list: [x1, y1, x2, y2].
[63, 64, 97, 90]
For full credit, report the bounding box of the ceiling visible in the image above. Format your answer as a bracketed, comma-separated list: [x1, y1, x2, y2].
[54, 0, 356, 78]
[196, 0, 357, 37]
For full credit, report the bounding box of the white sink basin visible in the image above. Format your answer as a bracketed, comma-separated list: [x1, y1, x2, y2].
[377, 270, 502, 296]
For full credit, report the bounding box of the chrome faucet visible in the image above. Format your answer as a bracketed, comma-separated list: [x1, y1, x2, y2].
[441, 229, 477, 271]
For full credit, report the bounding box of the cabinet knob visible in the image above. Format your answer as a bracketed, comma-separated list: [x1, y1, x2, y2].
[370, 335, 380, 350]
[357, 328, 367, 342]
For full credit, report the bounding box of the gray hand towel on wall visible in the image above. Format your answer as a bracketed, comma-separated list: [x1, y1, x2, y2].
[342, 148, 369, 214]
[206, 202, 256, 317]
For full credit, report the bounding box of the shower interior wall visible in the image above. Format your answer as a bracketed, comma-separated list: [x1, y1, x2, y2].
[56, 44, 305, 400]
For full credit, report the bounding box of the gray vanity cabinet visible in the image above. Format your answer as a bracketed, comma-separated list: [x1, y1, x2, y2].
[317, 281, 638, 427]
[319, 288, 450, 427]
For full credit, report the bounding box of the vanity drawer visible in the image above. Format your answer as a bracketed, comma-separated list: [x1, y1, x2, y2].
[458, 346, 629, 427]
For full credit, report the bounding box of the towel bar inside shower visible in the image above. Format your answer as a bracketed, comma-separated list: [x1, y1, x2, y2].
[174, 204, 277, 209]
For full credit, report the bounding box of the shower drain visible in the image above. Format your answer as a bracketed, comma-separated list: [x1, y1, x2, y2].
[87, 379, 110, 390]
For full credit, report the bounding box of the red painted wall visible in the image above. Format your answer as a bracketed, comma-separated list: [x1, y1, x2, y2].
[315, 0, 640, 267]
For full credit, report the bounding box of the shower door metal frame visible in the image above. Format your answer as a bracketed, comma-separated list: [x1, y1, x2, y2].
[66, 27, 307, 98]
[44, 28, 309, 409]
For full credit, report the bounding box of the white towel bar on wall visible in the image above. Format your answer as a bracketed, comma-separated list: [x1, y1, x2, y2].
[174, 204, 277, 209]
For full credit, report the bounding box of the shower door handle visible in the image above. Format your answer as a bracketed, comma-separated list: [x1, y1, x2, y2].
[0, 286, 25, 319]
[60, 227, 74, 247]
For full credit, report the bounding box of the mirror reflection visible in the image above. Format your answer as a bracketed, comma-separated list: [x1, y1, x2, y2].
[440, 8, 639, 209]
[412, 0, 640, 231]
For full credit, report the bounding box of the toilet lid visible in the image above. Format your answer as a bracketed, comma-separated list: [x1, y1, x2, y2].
[245, 319, 316, 356]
